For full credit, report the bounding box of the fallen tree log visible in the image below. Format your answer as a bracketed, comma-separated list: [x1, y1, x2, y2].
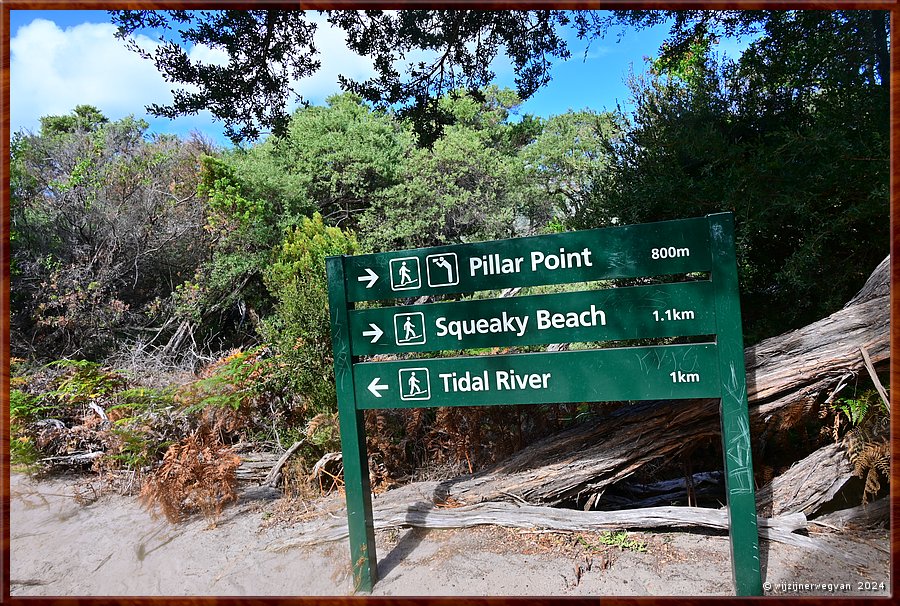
[39, 451, 104, 467]
[267, 495, 806, 552]
[755, 443, 854, 517]
[426, 256, 889, 508]
[235, 452, 281, 485]
[810, 497, 889, 531]
[263, 440, 305, 488]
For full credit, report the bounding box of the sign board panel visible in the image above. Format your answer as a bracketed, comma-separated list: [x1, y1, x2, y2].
[353, 344, 721, 408]
[344, 216, 712, 302]
[349, 280, 716, 355]
[326, 213, 762, 596]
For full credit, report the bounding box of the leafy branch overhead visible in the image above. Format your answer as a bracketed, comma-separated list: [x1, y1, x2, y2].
[110, 9, 574, 144]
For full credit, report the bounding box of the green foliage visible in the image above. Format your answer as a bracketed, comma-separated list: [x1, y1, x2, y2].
[11, 107, 212, 361]
[577, 12, 888, 342]
[198, 156, 270, 229]
[830, 387, 888, 435]
[260, 214, 357, 415]
[10, 386, 45, 468]
[576, 530, 648, 553]
[111, 11, 572, 144]
[10, 388, 42, 422]
[40, 104, 109, 137]
[830, 387, 890, 504]
[266, 93, 412, 229]
[46, 360, 128, 405]
[835, 392, 876, 428]
[521, 109, 621, 225]
[359, 89, 549, 251]
[106, 425, 174, 471]
[178, 348, 274, 414]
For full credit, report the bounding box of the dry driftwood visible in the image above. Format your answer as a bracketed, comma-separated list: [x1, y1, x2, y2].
[40, 451, 104, 467]
[263, 440, 305, 488]
[811, 497, 889, 531]
[428, 257, 889, 508]
[235, 451, 281, 484]
[755, 443, 854, 517]
[267, 495, 805, 550]
[270, 493, 879, 568]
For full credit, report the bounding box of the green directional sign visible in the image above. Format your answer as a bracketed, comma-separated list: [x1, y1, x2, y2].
[345, 216, 712, 302]
[353, 344, 720, 409]
[350, 280, 715, 355]
[326, 213, 762, 596]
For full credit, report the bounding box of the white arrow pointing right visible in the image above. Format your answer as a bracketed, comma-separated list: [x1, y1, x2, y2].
[357, 268, 379, 289]
[367, 377, 389, 398]
[362, 323, 384, 343]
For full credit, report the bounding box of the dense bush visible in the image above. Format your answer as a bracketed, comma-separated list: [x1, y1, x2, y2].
[260, 213, 358, 416]
[11, 108, 213, 361]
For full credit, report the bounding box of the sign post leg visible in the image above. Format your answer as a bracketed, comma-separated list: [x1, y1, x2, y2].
[707, 213, 763, 596]
[326, 256, 378, 592]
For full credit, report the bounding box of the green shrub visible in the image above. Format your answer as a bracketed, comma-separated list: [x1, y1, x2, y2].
[260, 213, 358, 416]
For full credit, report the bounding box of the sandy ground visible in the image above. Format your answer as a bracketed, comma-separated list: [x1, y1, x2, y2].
[9, 472, 891, 597]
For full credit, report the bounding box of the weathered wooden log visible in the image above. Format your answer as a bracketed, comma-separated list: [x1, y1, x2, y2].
[431, 257, 889, 507]
[267, 496, 806, 551]
[235, 451, 281, 484]
[755, 443, 854, 517]
[810, 497, 889, 531]
[39, 451, 104, 467]
[263, 440, 305, 488]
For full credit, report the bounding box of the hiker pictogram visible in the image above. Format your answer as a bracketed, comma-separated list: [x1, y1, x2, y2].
[398, 368, 431, 401]
[393, 312, 426, 345]
[389, 257, 421, 291]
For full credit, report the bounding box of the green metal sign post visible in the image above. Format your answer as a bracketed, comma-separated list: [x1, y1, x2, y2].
[326, 213, 762, 595]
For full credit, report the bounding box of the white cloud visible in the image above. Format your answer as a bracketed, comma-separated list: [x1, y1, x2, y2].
[9, 14, 378, 139]
[10, 19, 176, 133]
[188, 42, 229, 67]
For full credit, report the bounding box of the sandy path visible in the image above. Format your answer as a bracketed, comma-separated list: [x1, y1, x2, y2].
[10, 473, 891, 597]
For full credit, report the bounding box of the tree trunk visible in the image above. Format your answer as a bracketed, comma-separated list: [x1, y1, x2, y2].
[235, 452, 281, 485]
[811, 497, 889, 531]
[755, 443, 854, 517]
[267, 494, 807, 552]
[431, 257, 889, 508]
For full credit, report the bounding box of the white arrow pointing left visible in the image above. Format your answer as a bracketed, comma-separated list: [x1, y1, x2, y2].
[357, 268, 379, 288]
[362, 323, 384, 343]
[367, 377, 389, 398]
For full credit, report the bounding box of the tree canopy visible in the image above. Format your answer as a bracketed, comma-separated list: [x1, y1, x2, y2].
[110, 9, 573, 145]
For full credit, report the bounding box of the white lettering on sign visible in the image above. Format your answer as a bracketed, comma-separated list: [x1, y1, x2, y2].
[468, 247, 594, 278]
[435, 312, 528, 341]
[530, 247, 593, 272]
[439, 371, 490, 392]
[437, 370, 552, 392]
[469, 254, 524, 277]
[495, 370, 551, 391]
[536, 305, 606, 330]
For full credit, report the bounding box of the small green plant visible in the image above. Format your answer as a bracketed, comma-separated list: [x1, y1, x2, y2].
[579, 530, 648, 553]
[106, 426, 174, 472]
[10, 388, 46, 468]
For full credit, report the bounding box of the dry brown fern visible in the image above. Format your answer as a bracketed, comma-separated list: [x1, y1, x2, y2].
[139, 424, 240, 525]
[850, 439, 889, 504]
[777, 398, 815, 431]
[834, 388, 890, 505]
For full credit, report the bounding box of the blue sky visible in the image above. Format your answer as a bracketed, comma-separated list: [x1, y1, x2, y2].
[9, 10, 751, 147]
